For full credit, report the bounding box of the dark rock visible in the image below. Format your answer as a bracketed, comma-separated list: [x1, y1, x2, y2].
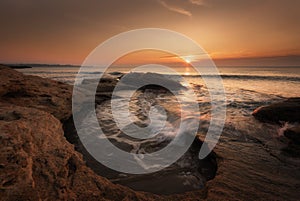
[109, 71, 123, 76]
[252, 98, 300, 123]
[120, 72, 186, 91]
[7, 65, 32, 69]
[284, 126, 300, 144]
[253, 98, 300, 158]
[0, 111, 21, 121]
[282, 125, 300, 157]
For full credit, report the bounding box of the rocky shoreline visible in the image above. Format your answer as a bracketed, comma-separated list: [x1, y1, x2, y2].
[253, 98, 300, 157]
[0, 65, 207, 200]
[1, 65, 300, 200]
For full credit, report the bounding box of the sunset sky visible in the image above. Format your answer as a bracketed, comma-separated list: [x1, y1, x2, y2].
[0, 0, 299, 66]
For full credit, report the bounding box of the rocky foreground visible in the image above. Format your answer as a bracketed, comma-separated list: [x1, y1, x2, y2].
[1, 65, 300, 200]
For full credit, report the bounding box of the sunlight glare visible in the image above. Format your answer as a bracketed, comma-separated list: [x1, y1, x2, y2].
[182, 55, 193, 64]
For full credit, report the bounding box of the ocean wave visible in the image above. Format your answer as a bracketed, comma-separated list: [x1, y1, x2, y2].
[184, 74, 300, 81]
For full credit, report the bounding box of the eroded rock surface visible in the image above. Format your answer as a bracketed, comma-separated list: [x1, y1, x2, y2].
[0, 103, 159, 200]
[0, 65, 72, 121]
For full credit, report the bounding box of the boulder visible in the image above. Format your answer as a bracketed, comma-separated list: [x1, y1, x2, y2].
[119, 72, 186, 91]
[252, 98, 300, 123]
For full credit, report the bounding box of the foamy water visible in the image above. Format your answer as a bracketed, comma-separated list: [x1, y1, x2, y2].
[18, 66, 300, 136]
[18, 65, 300, 146]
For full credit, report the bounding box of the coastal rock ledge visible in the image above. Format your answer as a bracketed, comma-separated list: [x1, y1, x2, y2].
[0, 65, 207, 200]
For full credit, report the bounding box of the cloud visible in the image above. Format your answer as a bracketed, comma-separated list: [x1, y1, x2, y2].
[158, 0, 192, 17]
[189, 0, 206, 6]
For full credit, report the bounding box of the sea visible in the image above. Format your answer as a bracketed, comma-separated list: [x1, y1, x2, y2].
[17, 65, 300, 97]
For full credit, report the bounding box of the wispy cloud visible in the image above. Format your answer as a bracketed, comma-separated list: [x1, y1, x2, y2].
[189, 0, 206, 6]
[158, 0, 192, 17]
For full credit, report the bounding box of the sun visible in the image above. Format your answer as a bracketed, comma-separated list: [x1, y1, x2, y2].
[184, 58, 191, 63]
[182, 56, 193, 64]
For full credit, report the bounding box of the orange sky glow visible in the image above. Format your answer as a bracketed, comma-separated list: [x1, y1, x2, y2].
[0, 0, 299, 66]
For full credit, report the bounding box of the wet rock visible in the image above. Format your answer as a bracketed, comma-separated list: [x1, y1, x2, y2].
[106, 137, 217, 195]
[252, 98, 300, 123]
[284, 126, 300, 144]
[120, 72, 186, 91]
[282, 125, 300, 157]
[253, 98, 300, 157]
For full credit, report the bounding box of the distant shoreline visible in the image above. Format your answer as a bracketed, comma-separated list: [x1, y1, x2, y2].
[6, 65, 32, 69]
[3, 63, 80, 68]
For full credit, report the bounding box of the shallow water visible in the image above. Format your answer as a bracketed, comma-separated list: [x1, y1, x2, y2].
[18, 65, 300, 157]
